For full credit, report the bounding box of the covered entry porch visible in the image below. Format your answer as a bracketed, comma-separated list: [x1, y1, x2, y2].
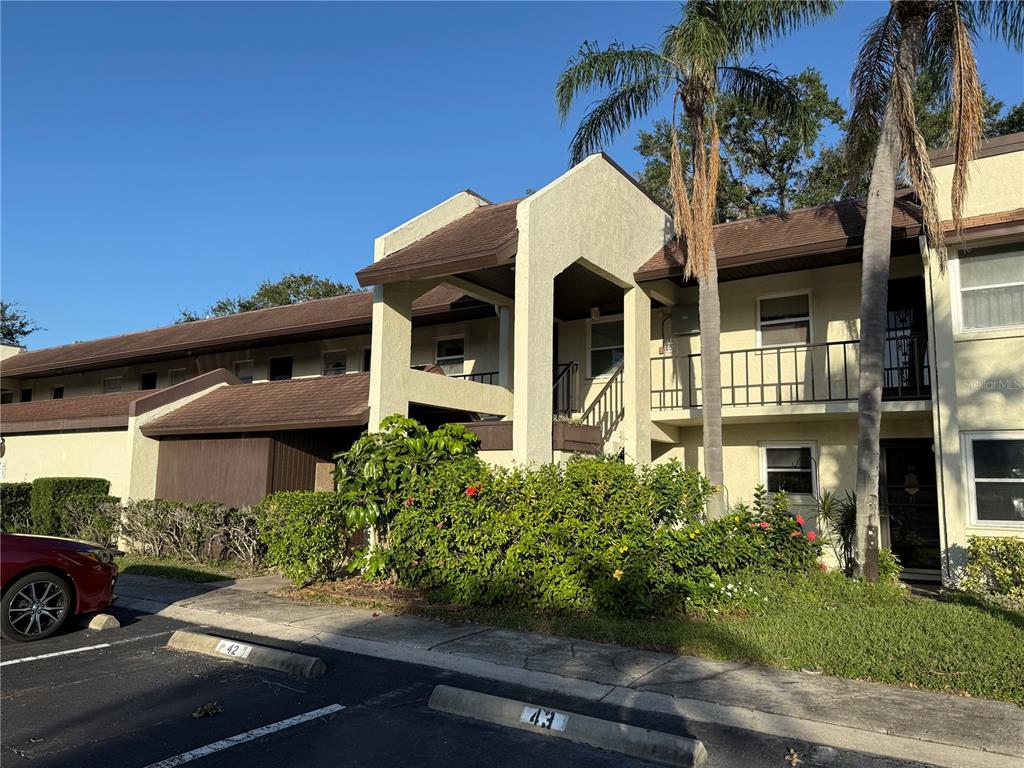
[355, 154, 672, 465]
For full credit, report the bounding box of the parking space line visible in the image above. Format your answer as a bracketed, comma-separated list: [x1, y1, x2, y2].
[1, 629, 185, 667]
[0, 643, 111, 666]
[142, 704, 346, 768]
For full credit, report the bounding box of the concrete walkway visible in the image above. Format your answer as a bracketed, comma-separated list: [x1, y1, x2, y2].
[115, 573, 1024, 768]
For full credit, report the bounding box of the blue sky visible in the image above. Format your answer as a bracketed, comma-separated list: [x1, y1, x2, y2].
[3, 1, 1022, 349]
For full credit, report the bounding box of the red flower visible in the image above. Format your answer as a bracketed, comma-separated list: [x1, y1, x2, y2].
[795, 514, 805, 526]
[465, 486, 480, 497]
[806, 530, 817, 542]
[758, 521, 770, 530]
[818, 562, 827, 571]
[404, 496, 415, 507]
[790, 530, 802, 538]
[435, 521, 444, 529]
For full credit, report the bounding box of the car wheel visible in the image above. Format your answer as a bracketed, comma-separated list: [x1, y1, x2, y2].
[1, 572, 72, 642]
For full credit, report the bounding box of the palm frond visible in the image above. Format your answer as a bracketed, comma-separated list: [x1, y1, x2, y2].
[931, 0, 984, 234]
[567, 75, 667, 166]
[892, 21, 947, 263]
[848, 7, 900, 181]
[662, 3, 730, 76]
[719, 64, 803, 126]
[722, 0, 840, 54]
[976, 0, 1024, 50]
[555, 42, 667, 124]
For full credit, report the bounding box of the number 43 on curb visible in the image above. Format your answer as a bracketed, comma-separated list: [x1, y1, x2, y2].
[520, 706, 569, 732]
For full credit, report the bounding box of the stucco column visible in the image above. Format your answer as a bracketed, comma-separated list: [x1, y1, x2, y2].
[623, 285, 652, 464]
[498, 306, 515, 390]
[513, 260, 554, 464]
[368, 282, 414, 430]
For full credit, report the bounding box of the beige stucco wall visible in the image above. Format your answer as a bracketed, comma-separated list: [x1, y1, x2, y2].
[925, 145, 1024, 582]
[2, 429, 132, 499]
[513, 154, 670, 463]
[931, 150, 1024, 222]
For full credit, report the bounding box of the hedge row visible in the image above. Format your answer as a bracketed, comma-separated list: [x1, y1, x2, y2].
[387, 456, 821, 616]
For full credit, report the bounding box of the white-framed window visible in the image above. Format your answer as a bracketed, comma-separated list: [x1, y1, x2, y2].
[760, 442, 818, 498]
[102, 377, 123, 394]
[323, 350, 347, 376]
[962, 431, 1024, 526]
[435, 337, 465, 375]
[758, 292, 811, 347]
[952, 242, 1024, 332]
[588, 316, 624, 378]
[168, 368, 189, 386]
[234, 360, 255, 384]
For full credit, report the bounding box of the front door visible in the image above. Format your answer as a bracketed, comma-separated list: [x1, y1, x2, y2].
[880, 439, 941, 580]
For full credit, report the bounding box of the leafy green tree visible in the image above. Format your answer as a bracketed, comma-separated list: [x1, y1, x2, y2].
[0, 300, 42, 345]
[178, 273, 362, 322]
[847, 0, 1022, 580]
[721, 67, 845, 212]
[635, 119, 758, 219]
[557, 1, 837, 516]
[988, 101, 1024, 136]
[636, 68, 845, 217]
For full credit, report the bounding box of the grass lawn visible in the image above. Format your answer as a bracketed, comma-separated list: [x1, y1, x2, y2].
[288, 571, 1024, 706]
[115, 556, 258, 583]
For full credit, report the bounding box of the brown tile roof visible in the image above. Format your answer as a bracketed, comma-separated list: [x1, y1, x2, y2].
[3, 286, 474, 379]
[141, 373, 370, 436]
[944, 207, 1024, 234]
[636, 193, 924, 283]
[2, 391, 150, 433]
[356, 199, 520, 287]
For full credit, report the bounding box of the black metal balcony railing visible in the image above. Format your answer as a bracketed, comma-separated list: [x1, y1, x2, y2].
[651, 334, 930, 411]
[581, 363, 624, 442]
[448, 371, 500, 386]
[552, 361, 580, 415]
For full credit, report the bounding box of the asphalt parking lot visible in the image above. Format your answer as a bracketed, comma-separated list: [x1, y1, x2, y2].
[0, 606, 932, 768]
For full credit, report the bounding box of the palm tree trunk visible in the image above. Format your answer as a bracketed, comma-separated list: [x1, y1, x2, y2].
[700, 250, 726, 518]
[853, 103, 900, 581]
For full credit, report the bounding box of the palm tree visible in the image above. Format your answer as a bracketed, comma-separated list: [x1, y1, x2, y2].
[847, 0, 1023, 579]
[557, 1, 836, 516]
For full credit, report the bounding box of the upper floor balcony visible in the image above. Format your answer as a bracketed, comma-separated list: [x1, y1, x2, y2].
[650, 333, 931, 417]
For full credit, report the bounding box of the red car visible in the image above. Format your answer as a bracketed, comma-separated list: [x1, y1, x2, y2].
[0, 533, 118, 642]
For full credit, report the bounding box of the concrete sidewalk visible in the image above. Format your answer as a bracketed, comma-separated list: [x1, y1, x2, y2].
[115, 573, 1023, 768]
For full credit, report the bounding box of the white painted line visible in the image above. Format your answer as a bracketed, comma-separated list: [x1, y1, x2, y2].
[0, 643, 111, 666]
[0, 629, 183, 667]
[142, 704, 345, 768]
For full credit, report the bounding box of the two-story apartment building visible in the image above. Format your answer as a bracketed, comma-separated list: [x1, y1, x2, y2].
[3, 133, 1022, 584]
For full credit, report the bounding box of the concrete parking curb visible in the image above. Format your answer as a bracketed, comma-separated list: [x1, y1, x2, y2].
[166, 629, 327, 678]
[428, 685, 707, 768]
[124, 596, 1022, 768]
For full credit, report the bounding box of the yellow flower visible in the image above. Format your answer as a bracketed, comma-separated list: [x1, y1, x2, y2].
[612, 569, 624, 581]
[619, 546, 628, 554]
[689, 532, 696, 539]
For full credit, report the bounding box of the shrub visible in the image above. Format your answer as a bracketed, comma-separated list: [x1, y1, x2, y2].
[877, 548, 903, 584]
[334, 415, 480, 574]
[30, 477, 111, 536]
[63, 493, 122, 547]
[224, 506, 266, 571]
[0, 482, 33, 533]
[388, 457, 816, 617]
[120, 498, 226, 562]
[816, 490, 856, 575]
[960, 536, 1024, 608]
[257, 491, 355, 584]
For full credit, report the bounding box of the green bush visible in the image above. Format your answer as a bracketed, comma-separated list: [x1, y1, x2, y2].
[960, 536, 1024, 608]
[387, 456, 818, 617]
[120, 498, 226, 562]
[0, 482, 34, 533]
[256, 491, 355, 584]
[63, 493, 122, 547]
[30, 477, 111, 536]
[877, 548, 903, 584]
